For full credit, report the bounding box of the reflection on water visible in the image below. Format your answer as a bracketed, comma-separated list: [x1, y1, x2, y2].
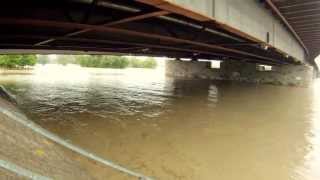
[1, 65, 320, 180]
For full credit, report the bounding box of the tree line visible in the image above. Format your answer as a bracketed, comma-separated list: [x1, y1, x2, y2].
[1, 55, 157, 69]
[0, 55, 37, 68]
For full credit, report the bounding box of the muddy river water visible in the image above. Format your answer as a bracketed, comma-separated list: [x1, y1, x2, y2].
[1, 64, 320, 180]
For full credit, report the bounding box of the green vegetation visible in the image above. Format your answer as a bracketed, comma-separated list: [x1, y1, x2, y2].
[129, 57, 157, 69]
[0, 55, 37, 68]
[0, 54, 157, 69]
[57, 55, 77, 66]
[75, 55, 130, 69]
[59, 55, 157, 69]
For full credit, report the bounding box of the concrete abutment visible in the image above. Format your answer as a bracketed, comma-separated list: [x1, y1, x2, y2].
[166, 60, 314, 87]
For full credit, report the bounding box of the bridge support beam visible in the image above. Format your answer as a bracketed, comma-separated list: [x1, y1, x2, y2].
[166, 60, 314, 87]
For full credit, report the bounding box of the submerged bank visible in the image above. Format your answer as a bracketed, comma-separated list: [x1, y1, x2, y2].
[0, 91, 149, 179]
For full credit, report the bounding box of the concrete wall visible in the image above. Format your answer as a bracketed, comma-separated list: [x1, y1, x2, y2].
[167, 0, 306, 62]
[166, 60, 314, 87]
[165, 60, 218, 79]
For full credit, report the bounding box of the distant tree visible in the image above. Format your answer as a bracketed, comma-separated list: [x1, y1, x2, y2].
[104, 56, 129, 69]
[0, 55, 36, 68]
[75, 55, 129, 69]
[56, 55, 76, 65]
[129, 57, 157, 68]
[142, 57, 157, 68]
[37, 55, 50, 65]
[75, 55, 100, 67]
[73, 55, 157, 69]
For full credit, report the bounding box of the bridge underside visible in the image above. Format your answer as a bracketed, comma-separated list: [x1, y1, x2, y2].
[0, 0, 303, 66]
[272, 0, 320, 57]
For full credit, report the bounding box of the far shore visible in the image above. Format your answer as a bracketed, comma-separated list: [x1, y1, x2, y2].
[0, 68, 34, 75]
[0, 63, 161, 76]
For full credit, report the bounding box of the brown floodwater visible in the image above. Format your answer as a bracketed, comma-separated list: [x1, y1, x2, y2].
[1, 64, 320, 180]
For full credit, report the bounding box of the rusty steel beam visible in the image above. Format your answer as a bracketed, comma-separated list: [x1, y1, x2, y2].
[135, 0, 210, 21]
[0, 34, 234, 59]
[0, 41, 284, 65]
[265, 0, 308, 55]
[214, 42, 260, 47]
[35, 10, 170, 46]
[0, 43, 283, 65]
[0, 17, 286, 63]
[0, 44, 186, 57]
[0, 34, 285, 64]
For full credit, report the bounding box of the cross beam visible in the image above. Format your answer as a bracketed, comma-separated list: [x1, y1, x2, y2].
[34, 10, 170, 46]
[0, 34, 287, 65]
[0, 17, 288, 63]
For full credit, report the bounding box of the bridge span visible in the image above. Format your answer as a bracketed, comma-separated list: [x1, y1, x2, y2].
[0, 0, 318, 86]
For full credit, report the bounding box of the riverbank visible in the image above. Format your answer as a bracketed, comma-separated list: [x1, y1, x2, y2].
[0, 94, 141, 179]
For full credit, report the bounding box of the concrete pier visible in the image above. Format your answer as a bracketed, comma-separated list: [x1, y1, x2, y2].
[166, 60, 314, 87]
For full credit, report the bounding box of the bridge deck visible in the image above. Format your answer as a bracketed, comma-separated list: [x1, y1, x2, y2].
[272, 0, 320, 58]
[0, 0, 303, 65]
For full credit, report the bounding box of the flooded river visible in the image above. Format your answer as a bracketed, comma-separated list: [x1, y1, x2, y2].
[1, 64, 320, 180]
